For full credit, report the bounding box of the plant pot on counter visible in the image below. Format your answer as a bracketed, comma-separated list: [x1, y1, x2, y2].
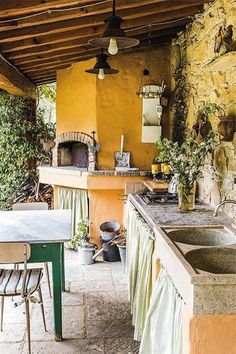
[217, 116, 235, 141]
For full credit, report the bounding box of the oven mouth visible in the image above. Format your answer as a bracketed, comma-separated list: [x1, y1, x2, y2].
[52, 131, 97, 171]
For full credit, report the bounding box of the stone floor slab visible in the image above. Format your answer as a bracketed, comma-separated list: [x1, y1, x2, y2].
[105, 337, 140, 354]
[87, 319, 134, 338]
[0, 342, 24, 354]
[0, 324, 26, 343]
[62, 291, 84, 306]
[0, 249, 139, 353]
[87, 302, 131, 321]
[70, 280, 113, 293]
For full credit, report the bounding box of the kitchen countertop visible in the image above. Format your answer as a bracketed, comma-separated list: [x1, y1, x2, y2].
[129, 193, 233, 229]
[39, 166, 152, 177]
[129, 193, 236, 314]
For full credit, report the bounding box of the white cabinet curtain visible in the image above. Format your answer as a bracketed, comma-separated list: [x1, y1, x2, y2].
[58, 187, 89, 237]
[139, 266, 183, 354]
[126, 200, 154, 341]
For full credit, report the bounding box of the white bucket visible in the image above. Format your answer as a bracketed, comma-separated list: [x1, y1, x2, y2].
[78, 245, 96, 265]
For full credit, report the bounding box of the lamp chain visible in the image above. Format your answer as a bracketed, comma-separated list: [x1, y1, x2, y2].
[112, 0, 116, 15]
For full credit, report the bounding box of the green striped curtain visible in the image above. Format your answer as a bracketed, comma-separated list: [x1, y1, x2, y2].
[139, 266, 183, 354]
[58, 187, 89, 238]
[126, 200, 154, 341]
[126, 201, 141, 306]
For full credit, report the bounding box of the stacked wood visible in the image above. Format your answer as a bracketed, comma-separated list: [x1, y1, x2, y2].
[7, 176, 53, 209]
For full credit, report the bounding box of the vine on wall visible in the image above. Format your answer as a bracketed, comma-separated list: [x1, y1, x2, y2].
[171, 37, 190, 144]
[0, 89, 55, 210]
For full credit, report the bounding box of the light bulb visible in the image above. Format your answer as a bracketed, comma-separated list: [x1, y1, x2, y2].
[98, 69, 105, 80]
[108, 38, 118, 55]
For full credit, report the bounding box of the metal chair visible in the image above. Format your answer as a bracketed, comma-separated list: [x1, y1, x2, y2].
[12, 202, 52, 298]
[0, 242, 46, 354]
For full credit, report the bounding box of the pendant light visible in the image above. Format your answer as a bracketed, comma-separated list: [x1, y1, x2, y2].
[88, 0, 139, 55]
[85, 50, 119, 80]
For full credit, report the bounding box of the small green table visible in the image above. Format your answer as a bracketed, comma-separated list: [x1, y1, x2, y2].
[0, 209, 71, 341]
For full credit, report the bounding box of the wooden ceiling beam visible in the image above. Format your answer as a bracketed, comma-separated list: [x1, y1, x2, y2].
[0, 1, 206, 42]
[18, 27, 184, 71]
[8, 18, 189, 63]
[22, 34, 175, 79]
[0, 55, 36, 98]
[22, 53, 98, 73]
[35, 77, 57, 85]
[2, 6, 202, 55]
[0, 1, 96, 18]
[29, 71, 59, 79]
[0, 0, 165, 31]
[15, 21, 188, 67]
[19, 49, 99, 70]
[13, 45, 96, 65]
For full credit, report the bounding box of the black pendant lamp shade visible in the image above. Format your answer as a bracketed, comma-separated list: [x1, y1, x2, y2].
[85, 51, 119, 75]
[88, 0, 139, 54]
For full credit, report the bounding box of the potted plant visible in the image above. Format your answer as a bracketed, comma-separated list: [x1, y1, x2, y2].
[156, 132, 215, 211]
[71, 219, 96, 265]
[192, 103, 224, 142]
[192, 103, 235, 142]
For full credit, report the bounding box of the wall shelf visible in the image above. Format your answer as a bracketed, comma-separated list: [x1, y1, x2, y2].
[204, 51, 236, 72]
[142, 125, 162, 143]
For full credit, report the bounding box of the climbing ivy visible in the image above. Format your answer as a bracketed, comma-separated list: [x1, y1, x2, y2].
[38, 83, 56, 103]
[0, 90, 55, 210]
[171, 39, 190, 145]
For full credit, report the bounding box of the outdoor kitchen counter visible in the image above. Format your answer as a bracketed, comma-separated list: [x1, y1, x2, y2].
[129, 193, 236, 315]
[39, 166, 151, 190]
[129, 193, 233, 229]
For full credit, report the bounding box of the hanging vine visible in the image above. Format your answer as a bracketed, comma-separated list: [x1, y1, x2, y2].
[171, 35, 190, 144]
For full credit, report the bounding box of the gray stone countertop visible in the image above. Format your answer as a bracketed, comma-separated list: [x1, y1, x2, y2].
[130, 193, 233, 229]
[39, 166, 152, 177]
[88, 170, 152, 177]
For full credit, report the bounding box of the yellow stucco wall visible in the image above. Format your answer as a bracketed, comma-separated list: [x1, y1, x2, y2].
[182, 307, 236, 354]
[56, 47, 171, 170]
[56, 61, 97, 135]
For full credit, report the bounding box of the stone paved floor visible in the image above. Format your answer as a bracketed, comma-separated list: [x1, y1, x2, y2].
[0, 250, 139, 354]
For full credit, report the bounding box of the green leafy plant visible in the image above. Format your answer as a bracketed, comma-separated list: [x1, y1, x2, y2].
[0, 90, 56, 210]
[38, 83, 56, 103]
[199, 103, 225, 119]
[71, 219, 91, 249]
[156, 132, 215, 191]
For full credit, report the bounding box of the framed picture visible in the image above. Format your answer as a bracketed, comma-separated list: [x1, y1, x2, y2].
[114, 152, 131, 168]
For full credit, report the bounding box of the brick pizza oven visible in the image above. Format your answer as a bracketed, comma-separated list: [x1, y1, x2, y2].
[52, 131, 97, 171]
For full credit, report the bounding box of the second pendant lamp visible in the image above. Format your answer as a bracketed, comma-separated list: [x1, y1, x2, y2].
[85, 50, 119, 80]
[88, 0, 139, 55]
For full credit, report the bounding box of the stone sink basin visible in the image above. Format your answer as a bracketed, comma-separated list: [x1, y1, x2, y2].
[185, 247, 236, 274]
[167, 228, 236, 246]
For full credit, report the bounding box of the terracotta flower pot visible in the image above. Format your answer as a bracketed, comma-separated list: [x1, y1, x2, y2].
[217, 116, 235, 141]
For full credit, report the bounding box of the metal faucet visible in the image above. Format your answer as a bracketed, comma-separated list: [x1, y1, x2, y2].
[213, 199, 236, 216]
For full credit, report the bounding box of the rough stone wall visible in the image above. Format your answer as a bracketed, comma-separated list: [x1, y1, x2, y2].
[170, 0, 236, 217]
